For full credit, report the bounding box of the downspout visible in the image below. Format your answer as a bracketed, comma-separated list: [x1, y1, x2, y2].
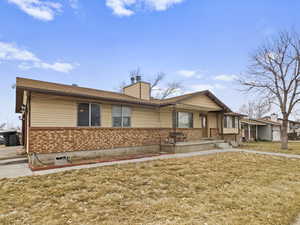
[221, 111, 224, 140]
[172, 104, 177, 144]
[248, 124, 251, 142]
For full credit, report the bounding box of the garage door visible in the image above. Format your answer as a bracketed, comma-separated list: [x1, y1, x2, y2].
[273, 129, 281, 141]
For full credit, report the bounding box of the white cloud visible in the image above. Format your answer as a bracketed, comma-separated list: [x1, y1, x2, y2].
[0, 42, 39, 61]
[106, 0, 135, 16]
[190, 84, 225, 92]
[214, 74, 238, 81]
[20, 62, 76, 73]
[0, 41, 76, 73]
[145, 0, 184, 11]
[106, 0, 184, 16]
[177, 70, 201, 78]
[7, 0, 62, 21]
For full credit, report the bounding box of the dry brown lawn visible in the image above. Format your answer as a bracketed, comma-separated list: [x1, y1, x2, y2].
[240, 141, 300, 155]
[1, 152, 300, 225]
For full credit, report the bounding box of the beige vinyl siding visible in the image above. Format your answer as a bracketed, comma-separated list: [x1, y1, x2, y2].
[140, 82, 150, 100]
[193, 112, 201, 128]
[29, 92, 222, 129]
[159, 110, 172, 128]
[123, 82, 150, 100]
[208, 113, 218, 129]
[123, 84, 140, 99]
[31, 94, 114, 128]
[31, 93, 77, 127]
[101, 104, 112, 127]
[132, 107, 160, 127]
[223, 128, 239, 134]
[180, 95, 222, 111]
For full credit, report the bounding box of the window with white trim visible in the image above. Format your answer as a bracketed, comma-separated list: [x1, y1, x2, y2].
[173, 112, 193, 128]
[77, 103, 100, 127]
[112, 105, 131, 127]
[224, 115, 239, 129]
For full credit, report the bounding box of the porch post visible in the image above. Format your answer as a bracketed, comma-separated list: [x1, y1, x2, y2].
[248, 124, 251, 141]
[256, 125, 258, 140]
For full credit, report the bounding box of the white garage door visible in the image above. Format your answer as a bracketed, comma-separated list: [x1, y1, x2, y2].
[273, 129, 281, 141]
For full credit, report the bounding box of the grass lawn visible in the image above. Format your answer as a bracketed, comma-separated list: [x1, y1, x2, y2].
[1, 152, 300, 225]
[240, 141, 300, 155]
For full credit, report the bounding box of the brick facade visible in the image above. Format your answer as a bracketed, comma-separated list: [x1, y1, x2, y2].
[210, 128, 219, 137]
[223, 133, 242, 144]
[29, 127, 204, 154]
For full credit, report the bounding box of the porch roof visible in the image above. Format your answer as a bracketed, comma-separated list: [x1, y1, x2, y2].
[241, 119, 266, 126]
[160, 103, 222, 112]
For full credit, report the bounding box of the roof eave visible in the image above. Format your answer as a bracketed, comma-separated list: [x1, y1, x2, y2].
[17, 86, 160, 108]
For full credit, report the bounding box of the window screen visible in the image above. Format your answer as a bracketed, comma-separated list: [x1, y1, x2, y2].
[78, 103, 90, 126]
[78, 103, 100, 127]
[224, 116, 228, 128]
[112, 106, 131, 127]
[177, 112, 193, 128]
[91, 104, 101, 126]
[122, 106, 131, 127]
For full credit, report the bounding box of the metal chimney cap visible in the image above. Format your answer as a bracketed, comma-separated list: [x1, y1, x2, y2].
[130, 76, 135, 84]
[136, 75, 141, 82]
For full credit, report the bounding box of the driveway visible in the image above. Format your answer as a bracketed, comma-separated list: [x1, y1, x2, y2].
[0, 146, 25, 160]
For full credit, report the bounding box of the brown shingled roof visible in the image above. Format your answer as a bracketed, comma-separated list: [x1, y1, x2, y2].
[15, 77, 232, 113]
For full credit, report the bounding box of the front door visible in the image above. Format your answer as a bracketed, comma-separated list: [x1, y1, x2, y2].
[201, 114, 208, 138]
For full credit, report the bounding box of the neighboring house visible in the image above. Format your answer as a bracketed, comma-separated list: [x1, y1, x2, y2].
[264, 113, 300, 137]
[277, 118, 300, 135]
[16, 77, 243, 165]
[241, 118, 281, 142]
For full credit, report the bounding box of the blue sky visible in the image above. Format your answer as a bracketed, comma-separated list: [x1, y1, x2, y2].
[0, 0, 300, 127]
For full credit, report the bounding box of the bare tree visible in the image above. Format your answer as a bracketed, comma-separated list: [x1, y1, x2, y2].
[240, 30, 300, 149]
[154, 81, 183, 99]
[150, 72, 165, 91]
[239, 99, 271, 119]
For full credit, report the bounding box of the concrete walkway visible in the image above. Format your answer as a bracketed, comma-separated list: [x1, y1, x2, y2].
[0, 149, 300, 179]
[0, 146, 26, 160]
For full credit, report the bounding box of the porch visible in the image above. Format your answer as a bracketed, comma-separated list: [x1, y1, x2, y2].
[161, 139, 231, 153]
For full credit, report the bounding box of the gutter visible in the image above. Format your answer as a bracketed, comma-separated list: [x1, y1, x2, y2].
[16, 86, 161, 109]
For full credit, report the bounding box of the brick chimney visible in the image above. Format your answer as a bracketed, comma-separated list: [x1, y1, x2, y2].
[123, 76, 150, 100]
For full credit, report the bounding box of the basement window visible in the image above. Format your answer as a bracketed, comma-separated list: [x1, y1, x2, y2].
[77, 103, 101, 127]
[112, 105, 131, 127]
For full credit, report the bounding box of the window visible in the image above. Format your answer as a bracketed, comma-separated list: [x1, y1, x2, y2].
[224, 116, 227, 128]
[173, 112, 193, 128]
[235, 117, 239, 129]
[224, 116, 239, 129]
[77, 103, 100, 127]
[112, 106, 131, 127]
[232, 117, 235, 128]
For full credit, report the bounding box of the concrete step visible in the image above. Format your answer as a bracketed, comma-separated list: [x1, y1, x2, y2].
[215, 142, 232, 149]
[161, 140, 227, 153]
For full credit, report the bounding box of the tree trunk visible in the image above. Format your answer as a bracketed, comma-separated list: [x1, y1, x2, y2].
[281, 118, 289, 150]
